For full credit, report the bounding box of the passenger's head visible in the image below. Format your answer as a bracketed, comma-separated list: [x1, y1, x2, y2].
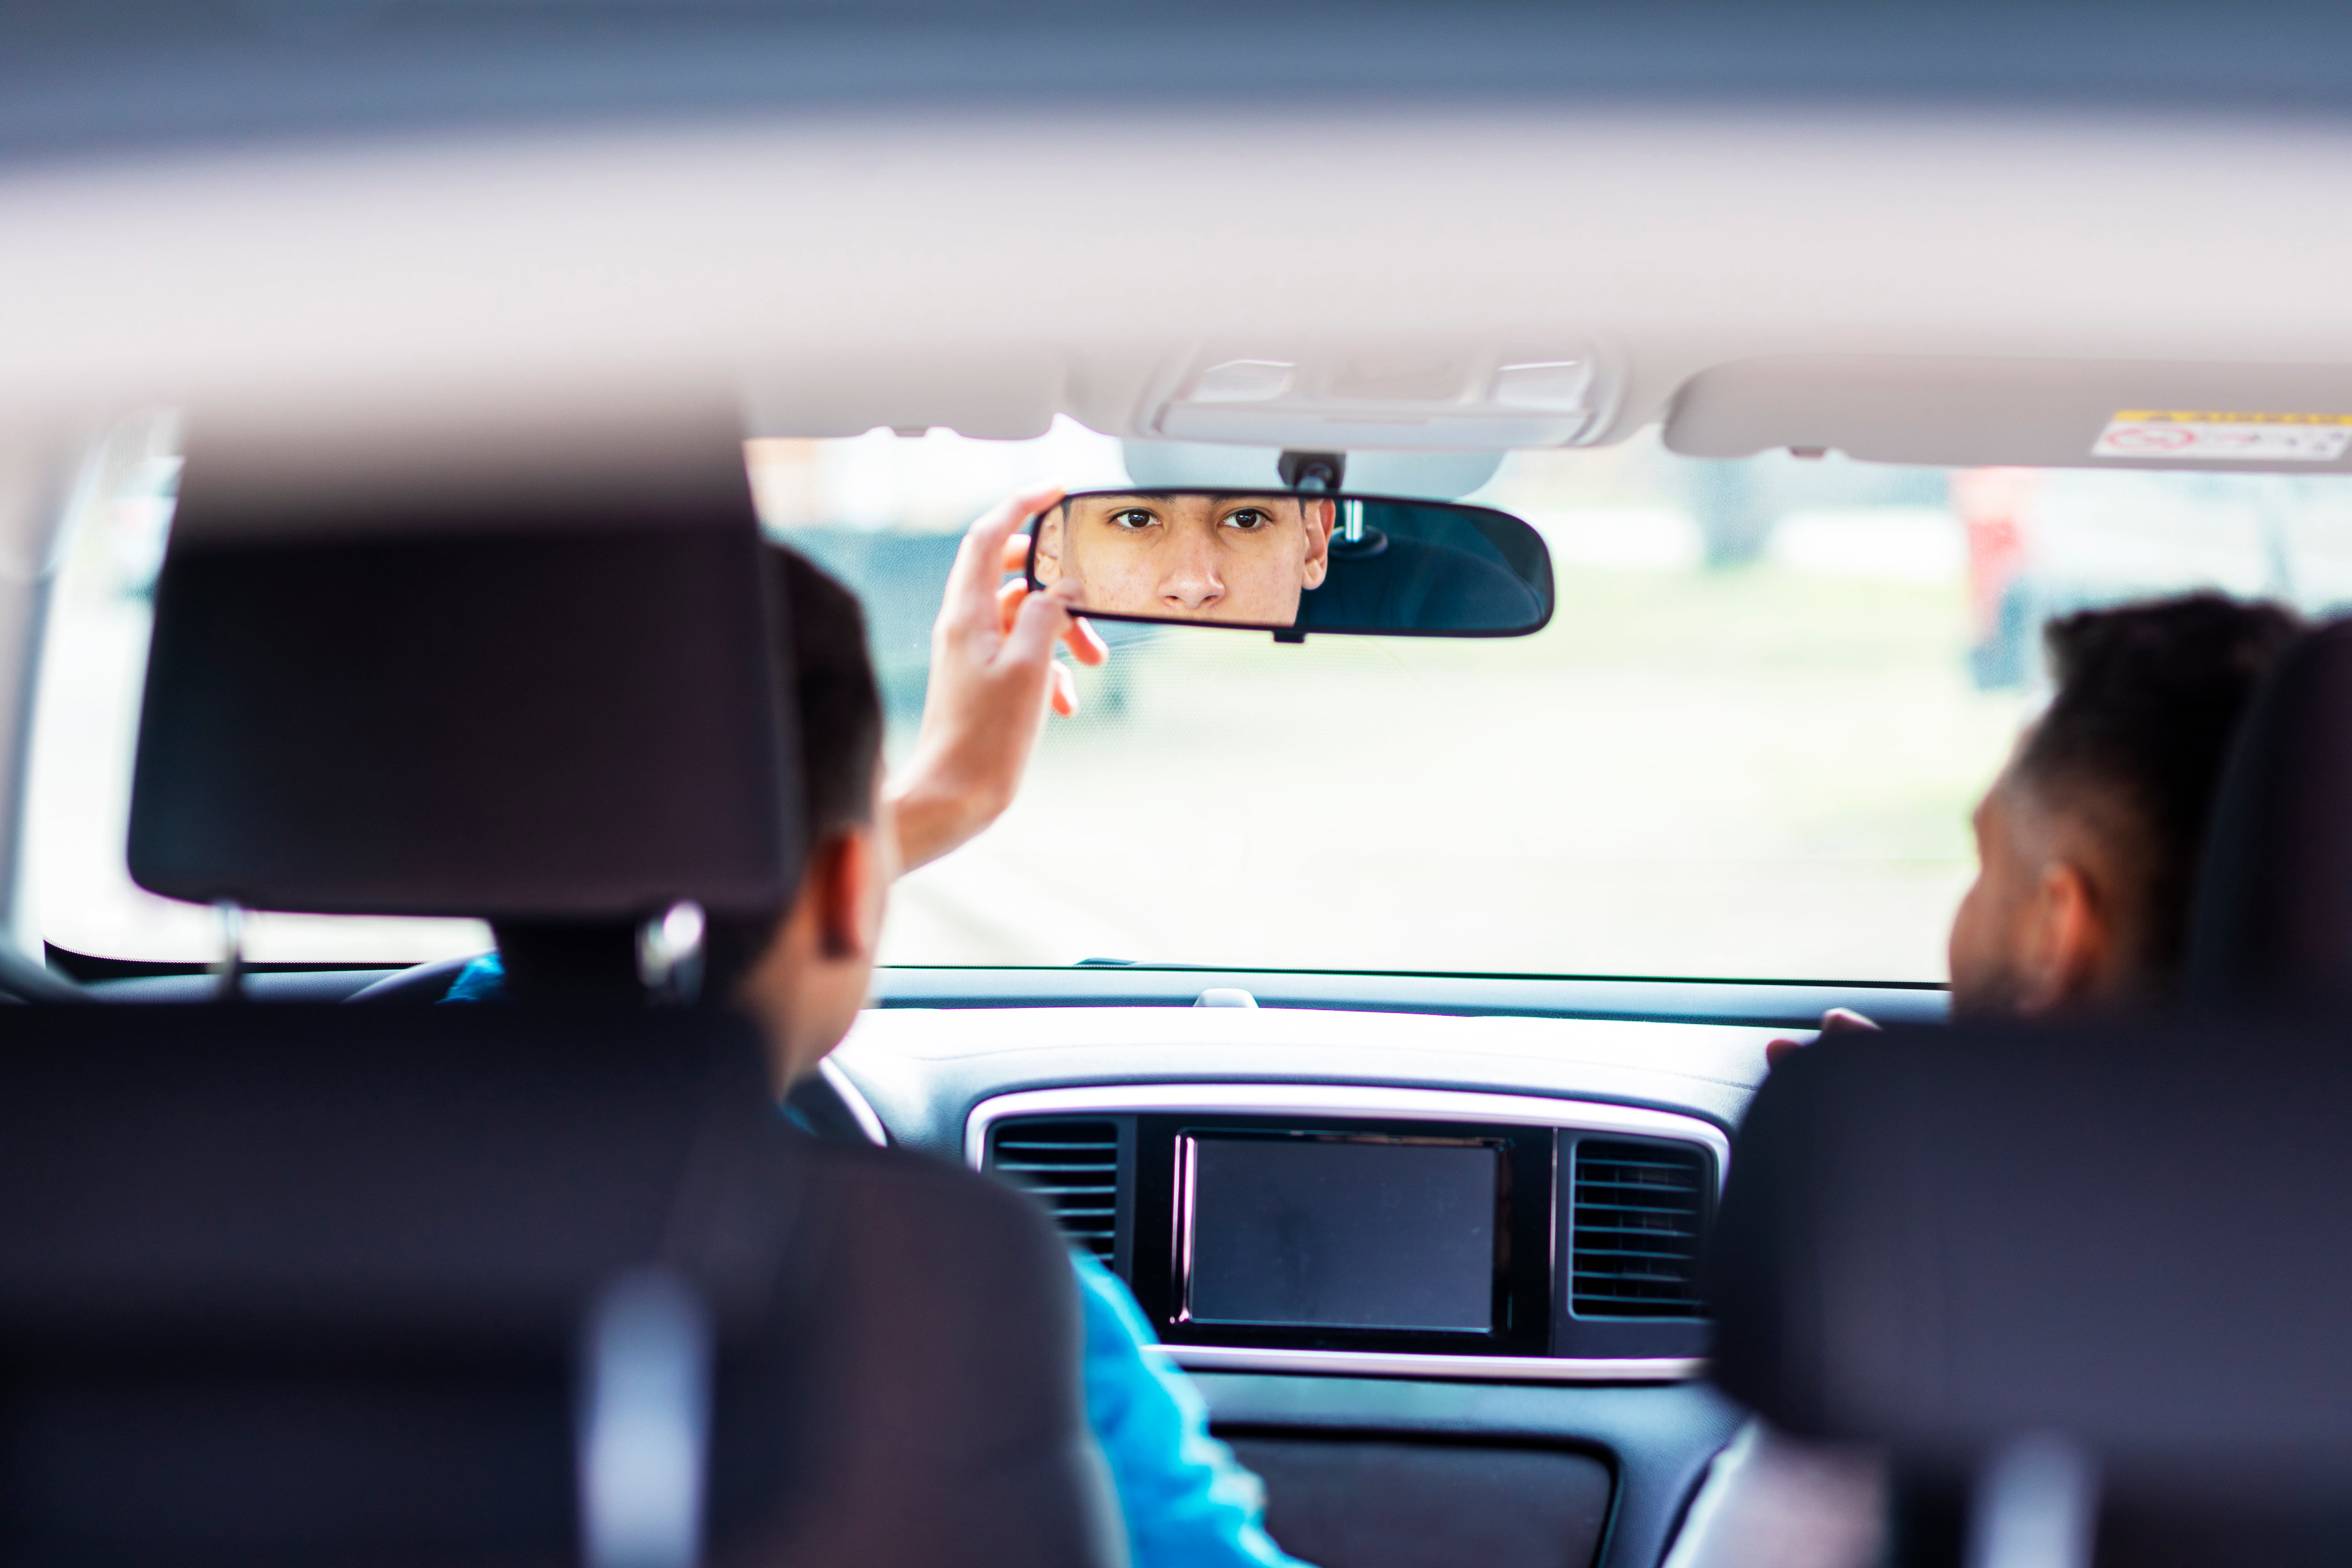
[1947, 592, 2302, 1019]
[1034, 492, 1334, 624]
[724, 544, 893, 1087]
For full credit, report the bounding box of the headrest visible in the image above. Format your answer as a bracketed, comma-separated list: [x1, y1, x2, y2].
[1708, 1021, 2352, 1492]
[127, 411, 799, 921]
[2185, 619, 2352, 1009]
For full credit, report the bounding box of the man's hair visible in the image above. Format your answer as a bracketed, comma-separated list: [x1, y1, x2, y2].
[495, 540, 884, 1003]
[699, 542, 883, 997]
[770, 542, 884, 846]
[2012, 591, 2303, 990]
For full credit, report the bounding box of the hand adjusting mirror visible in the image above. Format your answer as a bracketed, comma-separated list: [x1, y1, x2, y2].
[1025, 487, 1553, 640]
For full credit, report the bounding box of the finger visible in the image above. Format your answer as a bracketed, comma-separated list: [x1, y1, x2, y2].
[967, 486, 1063, 577]
[1050, 661, 1079, 717]
[1000, 569, 1072, 670]
[945, 485, 1065, 630]
[1000, 530, 1039, 578]
[1055, 595, 1109, 666]
[1764, 1037, 1804, 1067]
[995, 576, 1028, 637]
[1819, 1007, 1880, 1033]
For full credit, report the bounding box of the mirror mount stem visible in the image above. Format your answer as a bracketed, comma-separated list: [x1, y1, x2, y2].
[1277, 450, 1345, 493]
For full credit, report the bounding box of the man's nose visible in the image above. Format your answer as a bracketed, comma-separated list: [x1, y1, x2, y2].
[1159, 532, 1224, 611]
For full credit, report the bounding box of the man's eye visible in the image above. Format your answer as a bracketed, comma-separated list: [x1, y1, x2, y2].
[1224, 509, 1270, 531]
[1109, 509, 1156, 530]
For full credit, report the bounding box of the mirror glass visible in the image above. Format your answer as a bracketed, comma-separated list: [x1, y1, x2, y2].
[1027, 489, 1553, 636]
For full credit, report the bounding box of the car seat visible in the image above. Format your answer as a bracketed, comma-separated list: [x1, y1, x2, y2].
[1708, 1015, 2352, 1568]
[1706, 619, 2352, 1568]
[0, 1003, 1115, 1568]
[0, 411, 1121, 1568]
[2183, 616, 2352, 1009]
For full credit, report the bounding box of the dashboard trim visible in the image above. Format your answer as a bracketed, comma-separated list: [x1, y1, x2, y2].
[967, 1082, 1728, 1383]
[964, 1082, 1731, 1179]
[818, 1058, 890, 1146]
[1150, 1344, 1704, 1384]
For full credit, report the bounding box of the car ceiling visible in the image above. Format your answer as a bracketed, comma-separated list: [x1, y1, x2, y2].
[12, 0, 2352, 159]
[7, 0, 2352, 506]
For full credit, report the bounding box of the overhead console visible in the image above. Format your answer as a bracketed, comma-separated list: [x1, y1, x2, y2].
[1139, 345, 1611, 451]
[968, 1084, 1725, 1381]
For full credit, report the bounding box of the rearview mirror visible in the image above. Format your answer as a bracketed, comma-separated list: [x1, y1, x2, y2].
[1026, 490, 1553, 637]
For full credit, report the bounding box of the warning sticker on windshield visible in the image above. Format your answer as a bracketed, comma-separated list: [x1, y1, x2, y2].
[2093, 410, 2352, 462]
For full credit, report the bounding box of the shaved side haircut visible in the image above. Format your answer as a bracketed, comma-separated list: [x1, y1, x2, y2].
[698, 544, 885, 996]
[2011, 591, 2302, 990]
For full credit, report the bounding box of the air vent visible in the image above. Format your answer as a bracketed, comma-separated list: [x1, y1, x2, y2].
[1570, 1138, 1708, 1319]
[987, 1119, 1120, 1263]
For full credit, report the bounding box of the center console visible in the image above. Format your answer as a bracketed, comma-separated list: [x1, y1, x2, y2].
[968, 1083, 1727, 1381]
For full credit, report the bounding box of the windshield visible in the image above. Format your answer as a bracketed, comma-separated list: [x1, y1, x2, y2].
[30, 418, 2352, 979]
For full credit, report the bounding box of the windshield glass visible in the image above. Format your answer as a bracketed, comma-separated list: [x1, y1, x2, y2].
[31, 418, 2352, 979]
[757, 426, 2350, 981]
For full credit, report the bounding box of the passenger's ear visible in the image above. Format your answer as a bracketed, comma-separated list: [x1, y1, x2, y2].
[2016, 858, 2109, 1015]
[1301, 499, 1334, 589]
[811, 823, 887, 963]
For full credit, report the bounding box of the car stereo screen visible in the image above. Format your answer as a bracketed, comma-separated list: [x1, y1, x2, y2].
[1181, 1136, 1499, 1333]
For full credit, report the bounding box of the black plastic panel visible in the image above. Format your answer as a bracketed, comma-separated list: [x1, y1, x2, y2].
[1200, 1375, 1745, 1568]
[1224, 1434, 1612, 1568]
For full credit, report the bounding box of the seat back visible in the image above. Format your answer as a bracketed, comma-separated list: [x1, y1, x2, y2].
[0, 1003, 806, 1566]
[63, 416, 1118, 1568]
[1708, 1019, 2352, 1565]
[0, 1003, 1117, 1568]
[2185, 618, 2352, 1009]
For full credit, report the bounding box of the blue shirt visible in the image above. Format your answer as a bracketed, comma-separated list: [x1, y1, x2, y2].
[442, 954, 1306, 1568]
[1068, 1250, 1302, 1568]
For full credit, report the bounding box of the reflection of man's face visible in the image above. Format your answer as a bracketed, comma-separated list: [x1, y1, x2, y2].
[1035, 493, 1334, 625]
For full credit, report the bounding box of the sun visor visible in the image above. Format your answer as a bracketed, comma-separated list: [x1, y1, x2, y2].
[1667, 356, 2352, 473]
[127, 412, 799, 922]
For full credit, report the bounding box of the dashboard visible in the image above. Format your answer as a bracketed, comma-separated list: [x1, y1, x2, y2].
[817, 968, 1943, 1568]
[81, 961, 1942, 1568]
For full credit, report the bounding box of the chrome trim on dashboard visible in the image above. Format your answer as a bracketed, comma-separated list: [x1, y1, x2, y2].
[819, 1058, 890, 1147]
[963, 1082, 1731, 1183]
[1149, 1344, 1703, 1384]
[1172, 1132, 1200, 1325]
